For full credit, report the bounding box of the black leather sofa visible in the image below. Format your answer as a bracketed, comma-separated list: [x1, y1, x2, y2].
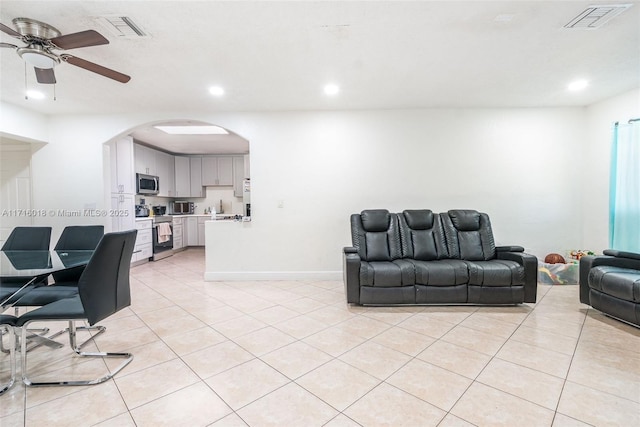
[343, 209, 538, 305]
[580, 250, 640, 327]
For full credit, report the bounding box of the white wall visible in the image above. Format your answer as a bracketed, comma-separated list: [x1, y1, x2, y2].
[0, 101, 598, 277]
[582, 89, 640, 252]
[205, 108, 587, 278]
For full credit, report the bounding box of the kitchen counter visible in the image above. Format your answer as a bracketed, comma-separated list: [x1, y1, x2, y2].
[172, 214, 246, 221]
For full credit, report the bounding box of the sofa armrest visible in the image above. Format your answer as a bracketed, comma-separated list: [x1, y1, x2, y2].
[496, 250, 538, 303]
[343, 247, 361, 304]
[579, 252, 640, 304]
[602, 249, 640, 261]
[496, 246, 525, 252]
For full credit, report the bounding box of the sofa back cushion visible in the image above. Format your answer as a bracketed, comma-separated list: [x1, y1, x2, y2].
[399, 210, 448, 260]
[351, 209, 402, 261]
[441, 210, 496, 261]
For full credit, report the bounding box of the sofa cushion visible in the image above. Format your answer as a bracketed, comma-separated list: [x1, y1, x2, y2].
[589, 266, 640, 302]
[351, 210, 403, 262]
[403, 210, 434, 230]
[410, 260, 468, 285]
[448, 210, 481, 231]
[400, 210, 448, 261]
[359, 260, 415, 287]
[361, 210, 391, 232]
[466, 260, 524, 286]
[441, 210, 496, 261]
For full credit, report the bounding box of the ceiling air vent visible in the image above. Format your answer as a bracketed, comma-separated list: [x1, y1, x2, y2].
[96, 16, 148, 38]
[564, 4, 632, 29]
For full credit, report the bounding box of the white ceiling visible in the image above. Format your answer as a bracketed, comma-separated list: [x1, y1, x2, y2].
[1, 1, 639, 152]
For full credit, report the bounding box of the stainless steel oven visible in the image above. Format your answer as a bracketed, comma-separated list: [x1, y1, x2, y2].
[152, 217, 173, 260]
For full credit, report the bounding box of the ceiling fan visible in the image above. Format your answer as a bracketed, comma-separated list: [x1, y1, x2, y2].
[0, 17, 130, 84]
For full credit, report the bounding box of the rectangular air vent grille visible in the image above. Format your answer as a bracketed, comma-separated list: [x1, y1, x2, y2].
[564, 4, 632, 29]
[96, 16, 148, 38]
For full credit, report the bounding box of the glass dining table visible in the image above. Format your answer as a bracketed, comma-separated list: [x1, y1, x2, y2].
[0, 249, 94, 309]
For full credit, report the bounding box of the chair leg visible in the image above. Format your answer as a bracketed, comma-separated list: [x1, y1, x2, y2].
[21, 320, 133, 387]
[0, 325, 16, 395]
[26, 324, 105, 352]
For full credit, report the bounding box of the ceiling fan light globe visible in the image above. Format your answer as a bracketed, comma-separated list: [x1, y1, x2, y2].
[18, 49, 59, 69]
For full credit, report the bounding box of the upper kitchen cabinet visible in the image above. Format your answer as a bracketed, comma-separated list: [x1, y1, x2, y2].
[202, 156, 233, 186]
[190, 156, 203, 197]
[134, 143, 156, 176]
[109, 136, 135, 194]
[174, 156, 190, 198]
[156, 151, 175, 197]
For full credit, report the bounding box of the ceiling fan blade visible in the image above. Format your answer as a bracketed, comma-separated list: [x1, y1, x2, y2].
[62, 55, 130, 83]
[0, 22, 21, 38]
[50, 30, 108, 50]
[0, 42, 18, 49]
[35, 67, 56, 84]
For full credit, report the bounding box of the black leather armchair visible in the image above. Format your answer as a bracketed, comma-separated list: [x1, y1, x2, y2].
[580, 249, 640, 327]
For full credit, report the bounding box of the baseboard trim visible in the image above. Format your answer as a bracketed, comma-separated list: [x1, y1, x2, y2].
[204, 271, 342, 281]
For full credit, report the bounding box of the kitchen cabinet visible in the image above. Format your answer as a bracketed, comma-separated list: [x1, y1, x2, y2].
[109, 137, 135, 194]
[109, 136, 135, 234]
[134, 144, 157, 176]
[132, 219, 153, 263]
[186, 216, 198, 246]
[156, 151, 175, 197]
[110, 193, 135, 232]
[174, 156, 190, 198]
[172, 217, 184, 250]
[183, 216, 206, 246]
[197, 217, 207, 245]
[233, 156, 245, 197]
[202, 156, 233, 186]
[190, 156, 203, 197]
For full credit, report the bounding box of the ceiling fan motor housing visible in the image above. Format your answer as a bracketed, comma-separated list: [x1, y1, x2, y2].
[12, 17, 61, 39]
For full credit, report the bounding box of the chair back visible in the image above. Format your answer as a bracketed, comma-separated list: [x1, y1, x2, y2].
[77, 229, 137, 325]
[350, 209, 403, 262]
[52, 225, 105, 283]
[1, 227, 51, 251]
[54, 225, 105, 250]
[440, 210, 496, 261]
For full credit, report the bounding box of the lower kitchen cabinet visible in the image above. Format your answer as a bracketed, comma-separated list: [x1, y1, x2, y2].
[197, 217, 206, 246]
[184, 216, 206, 247]
[133, 219, 153, 263]
[173, 217, 184, 250]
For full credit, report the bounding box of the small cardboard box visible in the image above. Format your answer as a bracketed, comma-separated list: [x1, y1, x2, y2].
[538, 262, 579, 285]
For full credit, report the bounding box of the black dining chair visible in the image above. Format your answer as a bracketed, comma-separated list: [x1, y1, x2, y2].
[1, 227, 52, 287]
[15, 229, 137, 387]
[4, 225, 105, 307]
[51, 225, 104, 283]
[1, 226, 51, 251]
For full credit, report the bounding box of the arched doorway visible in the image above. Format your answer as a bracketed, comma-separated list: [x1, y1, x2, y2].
[104, 119, 250, 240]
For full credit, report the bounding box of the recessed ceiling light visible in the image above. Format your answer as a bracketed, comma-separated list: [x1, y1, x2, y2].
[154, 125, 228, 135]
[209, 86, 225, 96]
[568, 79, 588, 91]
[26, 90, 45, 100]
[324, 84, 340, 96]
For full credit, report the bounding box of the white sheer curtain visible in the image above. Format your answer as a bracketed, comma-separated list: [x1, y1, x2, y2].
[609, 120, 640, 252]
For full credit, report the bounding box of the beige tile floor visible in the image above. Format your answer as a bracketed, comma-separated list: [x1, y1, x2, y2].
[1, 248, 639, 426]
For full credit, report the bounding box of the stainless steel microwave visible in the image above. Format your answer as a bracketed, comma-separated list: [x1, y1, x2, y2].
[136, 173, 159, 195]
[172, 201, 194, 214]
